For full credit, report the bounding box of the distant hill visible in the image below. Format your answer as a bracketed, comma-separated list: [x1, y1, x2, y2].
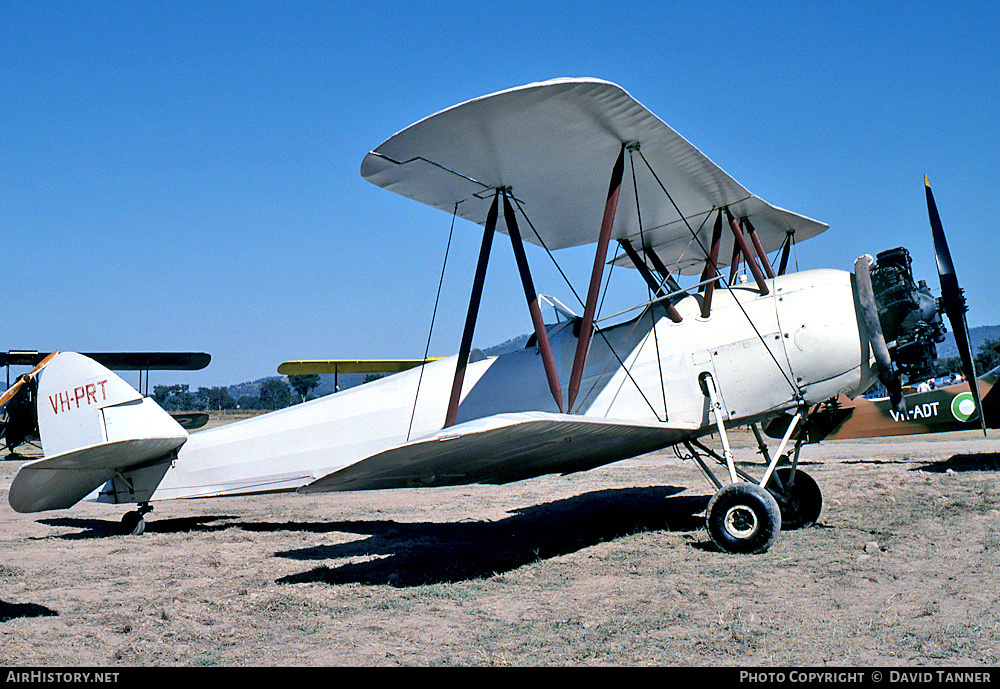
[226, 379, 267, 400]
[483, 334, 531, 357]
[936, 325, 1000, 359]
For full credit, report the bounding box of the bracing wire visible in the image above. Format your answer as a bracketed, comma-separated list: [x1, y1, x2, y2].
[629, 148, 669, 420]
[407, 203, 458, 441]
[635, 150, 801, 398]
[510, 195, 663, 419]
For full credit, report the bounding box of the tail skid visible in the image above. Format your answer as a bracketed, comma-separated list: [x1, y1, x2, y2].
[8, 353, 187, 513]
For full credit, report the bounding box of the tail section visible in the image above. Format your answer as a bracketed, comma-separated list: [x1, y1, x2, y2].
[982, 365, 999, 430]
[9, 353, 187, 513]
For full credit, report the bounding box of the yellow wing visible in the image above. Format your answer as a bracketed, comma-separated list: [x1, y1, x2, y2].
[277, 358, 445, 375]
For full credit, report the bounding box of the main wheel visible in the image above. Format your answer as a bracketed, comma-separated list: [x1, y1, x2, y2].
[706, 482, 781, 554]
[767, 468, 822, 529]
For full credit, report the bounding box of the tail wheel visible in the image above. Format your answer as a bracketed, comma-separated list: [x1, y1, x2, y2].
[768, 467, 822, 529]
[120, 504, 152, 536]
[120, 511, 146, 536]
[706, 482, 781, 554]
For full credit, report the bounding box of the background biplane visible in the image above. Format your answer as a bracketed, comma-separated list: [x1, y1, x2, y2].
[6, 79, 985, 554]
[767, 347, 999, 442]
[0, 350, 211, 452]
[277, 359, 445, 393]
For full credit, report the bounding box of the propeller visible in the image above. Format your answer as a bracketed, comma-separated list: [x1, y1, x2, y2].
[0, 351, 58, 408]
[1, 351, 58, 450]
[855, 254, 906, 416]
[926, 177, 987, 436]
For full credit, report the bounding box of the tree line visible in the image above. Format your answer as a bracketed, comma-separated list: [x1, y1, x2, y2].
[153, 374, 323, 412]
[935, 337, 1000, 381]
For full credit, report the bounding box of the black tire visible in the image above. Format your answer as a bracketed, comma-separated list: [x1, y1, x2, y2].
[705, 482, 781, 554]
[120, 511, 146, 536]
[767, 468, 822, 530]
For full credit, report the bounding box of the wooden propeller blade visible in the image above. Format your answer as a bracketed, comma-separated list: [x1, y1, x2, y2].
[0, 351, 59, 408]
[926, 177, 986, 436]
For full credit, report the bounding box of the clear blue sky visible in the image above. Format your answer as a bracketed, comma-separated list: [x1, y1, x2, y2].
[4, 1, 998, 389]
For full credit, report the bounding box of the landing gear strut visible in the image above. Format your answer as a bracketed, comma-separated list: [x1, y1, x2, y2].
[685, 437, 820, 554]
[689, 376, 821, 554]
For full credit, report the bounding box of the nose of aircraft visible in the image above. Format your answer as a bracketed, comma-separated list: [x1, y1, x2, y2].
[774, 269, 878, 404]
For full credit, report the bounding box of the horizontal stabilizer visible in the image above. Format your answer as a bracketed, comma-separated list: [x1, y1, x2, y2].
[299, 412, 687, 493]
[170, 412, 209, 430]
[8, 353, 187, 513]
[9, 436, 186, 513]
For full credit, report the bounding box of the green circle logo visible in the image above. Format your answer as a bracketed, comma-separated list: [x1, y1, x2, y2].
[951, 392, 979, 422]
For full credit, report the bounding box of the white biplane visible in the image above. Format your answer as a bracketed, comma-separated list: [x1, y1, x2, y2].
[8, 78, 976, 554]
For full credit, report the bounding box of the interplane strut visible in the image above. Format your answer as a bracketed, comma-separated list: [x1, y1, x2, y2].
[503, 190, 564, 413]
[568, 145, 626, 413]
[445, 191, 499, 428]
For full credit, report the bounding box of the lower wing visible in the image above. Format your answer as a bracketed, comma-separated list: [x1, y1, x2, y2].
[300, 411, 691, 493]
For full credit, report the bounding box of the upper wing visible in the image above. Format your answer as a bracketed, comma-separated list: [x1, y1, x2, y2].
[277, 358, 445, 375]
[299, 411, 690, 493]
[361, 77, 827, 274]
[0, 351, 211, 371]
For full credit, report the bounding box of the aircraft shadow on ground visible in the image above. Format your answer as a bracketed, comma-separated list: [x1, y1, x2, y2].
[913, 452, 1000, 473]
[32, 486, 710, 587]
[0, 600, 58, 622]
[266, 486, 708, 587]
[38, 515, 238, 539]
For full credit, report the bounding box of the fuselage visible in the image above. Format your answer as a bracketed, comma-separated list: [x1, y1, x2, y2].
[100, 268, 876, 504]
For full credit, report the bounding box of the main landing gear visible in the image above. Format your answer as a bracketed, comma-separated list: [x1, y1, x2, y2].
[690, 376, 821, 554]
[705, 482, 782, 554]
[682, 436, 822, 554]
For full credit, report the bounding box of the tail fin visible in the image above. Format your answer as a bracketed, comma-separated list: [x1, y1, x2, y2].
[9, 353, 187, 513]
[982, 369, 999, 430]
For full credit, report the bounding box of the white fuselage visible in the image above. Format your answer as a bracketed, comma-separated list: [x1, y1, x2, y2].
[102, 268, 875, 504]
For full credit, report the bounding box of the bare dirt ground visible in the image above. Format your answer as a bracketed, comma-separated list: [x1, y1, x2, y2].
[2, 423, 999, 667]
